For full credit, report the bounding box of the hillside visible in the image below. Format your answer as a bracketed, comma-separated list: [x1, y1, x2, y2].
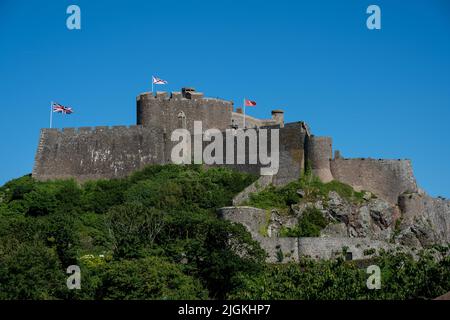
[0, 164, 450, 300]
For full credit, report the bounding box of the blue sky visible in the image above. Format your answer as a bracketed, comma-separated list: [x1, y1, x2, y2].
[0, 0, 449, 197]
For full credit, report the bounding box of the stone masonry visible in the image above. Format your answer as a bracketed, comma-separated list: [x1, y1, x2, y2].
[33, 87, 419, 205]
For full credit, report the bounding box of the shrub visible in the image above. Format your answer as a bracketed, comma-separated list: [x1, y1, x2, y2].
[82, 179, 130, 214]
[280, 207, 328, 237]
[247, 172, 365, 211]
[105, 203, 165, 259]
[0, 242, 66, 300]
[98, 256, 208, 300]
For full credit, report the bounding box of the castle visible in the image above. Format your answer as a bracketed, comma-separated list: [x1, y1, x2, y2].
[32, 87, 418, 204]
[33, 87, 450, 262]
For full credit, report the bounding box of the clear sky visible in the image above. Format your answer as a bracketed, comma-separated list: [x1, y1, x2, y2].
[0, 0, 449, 197]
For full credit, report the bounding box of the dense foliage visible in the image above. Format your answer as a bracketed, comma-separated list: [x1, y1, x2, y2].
[0, 165, 449, 300]
[0, 165, 263, 299]
[229, 248, 450, 300]
[279, 207, 328, 237]
[245, 171, 365, 210]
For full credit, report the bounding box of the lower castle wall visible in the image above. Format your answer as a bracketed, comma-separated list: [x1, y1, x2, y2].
[330, 158, 418, 204]
[219, 206, 399, 262]
[32, 126, 166, 182]
[297, 237, 396, 260]
[218, 206, 299, 263]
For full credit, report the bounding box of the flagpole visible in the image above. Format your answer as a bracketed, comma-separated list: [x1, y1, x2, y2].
[50, 101, 53, 128]
[152, 76, 154, 96]
[243, 98, 246, 129]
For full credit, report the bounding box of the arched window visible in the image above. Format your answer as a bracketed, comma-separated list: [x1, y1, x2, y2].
[177, 111, 187, 129]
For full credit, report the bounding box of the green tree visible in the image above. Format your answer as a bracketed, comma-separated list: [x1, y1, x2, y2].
[105, 203, 165, 258]
[98, 256, 208, 300]
[0, 242, 66, 300]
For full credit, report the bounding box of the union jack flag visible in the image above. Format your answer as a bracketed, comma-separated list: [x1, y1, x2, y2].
[52, 102, 73, 114]
[152, 76, 168, 85]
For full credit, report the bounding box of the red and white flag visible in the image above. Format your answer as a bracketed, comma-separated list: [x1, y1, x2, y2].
[244, 99, 257, 107]
[152, 76, 168, 85]
[52, 102, 73, 114]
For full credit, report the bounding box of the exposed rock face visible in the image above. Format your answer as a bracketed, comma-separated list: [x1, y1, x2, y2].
[218, 205, 408, 262]
[308, 191, 449, 249]
[291, 191, 398, 242]
[239, 190, 450, 252]
[218, 206, 299, 263]
[396, 193, 450, 248]
[320, 223, 348, 238]
[224, 171, 450, 262]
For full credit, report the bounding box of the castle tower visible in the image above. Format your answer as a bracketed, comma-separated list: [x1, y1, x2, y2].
[136, 88, 233, 134]
[306, 136, 334, 182]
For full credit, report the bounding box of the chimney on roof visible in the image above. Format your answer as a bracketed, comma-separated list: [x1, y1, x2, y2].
[271, 109, 284, 128]
[181, 87, 196, 99]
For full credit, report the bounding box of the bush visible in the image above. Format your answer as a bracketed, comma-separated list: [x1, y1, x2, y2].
[24, 185, 58, 216]
[98, 256, 208, 300]
[0, 242, 66, 300]
[246, 173, 365, 210]
[82, 179, 130, 214]
[228, 249, 450, 300]
[280, 207, 328, 237]
[105, 203, 165, 259]
[1, 175, 35, 201]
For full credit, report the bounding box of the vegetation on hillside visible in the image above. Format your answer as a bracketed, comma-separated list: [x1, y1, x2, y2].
[0, 165, 449, 300]
[245, 171, 365, 211]
[228, 248, 450, 300]
[279, 207, 329, 237]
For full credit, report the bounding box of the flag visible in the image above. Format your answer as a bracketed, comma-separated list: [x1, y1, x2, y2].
[244, 99, 257, 107]
[152, 76, 168, 85]
[52, 102, 73, 114]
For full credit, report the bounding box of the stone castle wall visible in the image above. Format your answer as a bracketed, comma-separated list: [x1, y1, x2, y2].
[33, 124, 306, 183]
[330, 158, 418, 204]
[274, 122, 307, 185]
[297, 237, 400, 260]
[182, 124, 305, 180]
[32, 126, 166, 182]
[218, 206, 299, 263]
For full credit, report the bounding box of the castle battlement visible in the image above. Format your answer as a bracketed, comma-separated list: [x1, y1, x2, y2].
[136, 92, 232, 104]
[41, 125, 145, 135]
